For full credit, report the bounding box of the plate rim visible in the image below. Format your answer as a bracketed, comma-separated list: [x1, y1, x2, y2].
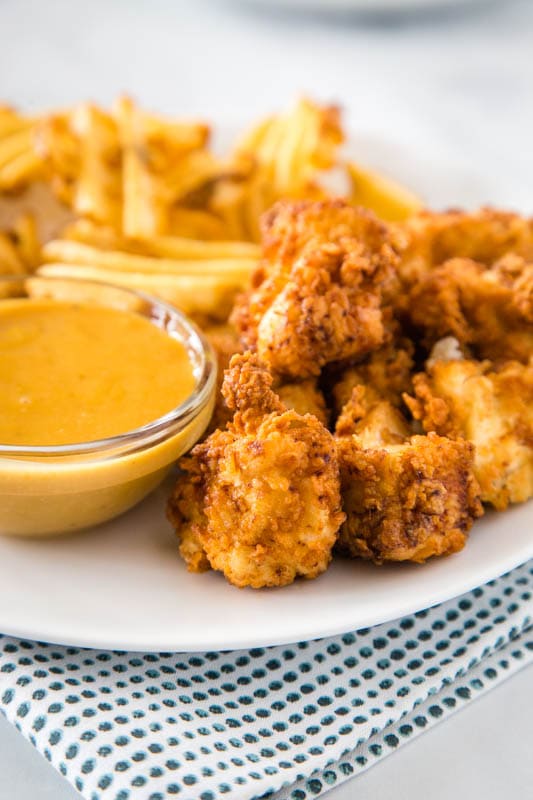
[1, 523, 531, 653]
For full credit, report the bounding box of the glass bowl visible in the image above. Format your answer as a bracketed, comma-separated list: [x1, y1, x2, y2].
[0, 275, 216, 536]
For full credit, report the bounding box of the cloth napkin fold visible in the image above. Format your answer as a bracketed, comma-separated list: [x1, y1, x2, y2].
[1, 559, 532, 800]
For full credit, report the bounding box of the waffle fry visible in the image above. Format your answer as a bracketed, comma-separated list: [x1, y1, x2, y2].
[208, 98, 344, 241]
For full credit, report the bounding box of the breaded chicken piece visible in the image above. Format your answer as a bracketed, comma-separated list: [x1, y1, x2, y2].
[277, 379, 329, 425]
[396, 207, 533, 290]
[407, 255, 533, 363]
[205, 322, 328, 429]
[331, 338, 415, 416]
[405, 342, 533, 510]
[232, 199, 398, 379]
[167, 472, 211, 573]
[167, 352, 344, 588]
[335, 385, 482, 564]
[203, 323, 244, 433]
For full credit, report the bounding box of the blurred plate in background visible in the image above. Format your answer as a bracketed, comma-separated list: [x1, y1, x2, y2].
[235, 0, 489, 12]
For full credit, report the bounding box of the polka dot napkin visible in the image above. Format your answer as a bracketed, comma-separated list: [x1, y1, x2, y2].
[1, 560, 532, 800]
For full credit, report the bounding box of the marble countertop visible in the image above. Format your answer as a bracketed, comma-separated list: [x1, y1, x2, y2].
[1, 0, 532, 797]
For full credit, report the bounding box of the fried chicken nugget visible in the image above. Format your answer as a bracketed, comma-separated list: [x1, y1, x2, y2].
[276, 379, 329, 425]
[335, 385, 482, 564]
[405, 342, 533, 510]
[396, 207, 533, 289]
[232, 199, 398, 379]
[203, 322, 244, 434]
[204, 323, 328, 429]
[331, 338, 415, 416]
[407, 255, 533, 363]
[167, 352, 344, 588]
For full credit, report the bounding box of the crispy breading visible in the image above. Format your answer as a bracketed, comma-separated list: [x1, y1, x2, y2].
[204, 323, 328, 430]
[335, 385, 482, 563]
[405, 345, 533, 510]
[396, 207, 533, 289]
[166, 470, 210, 573]
[331, 338, 414, 416]
[167, 352, 344, 588]
[232, 199, 398, 379]
[203, 323, 244, 433]
[335, 384, 410, 442]
[277, 379, 329, 425]
[407, 255, 533, 363]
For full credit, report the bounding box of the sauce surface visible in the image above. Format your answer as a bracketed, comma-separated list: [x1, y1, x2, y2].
[0, 299, 196, 446]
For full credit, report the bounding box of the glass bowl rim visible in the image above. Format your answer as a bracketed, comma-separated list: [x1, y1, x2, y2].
[0, 274, 217, 458]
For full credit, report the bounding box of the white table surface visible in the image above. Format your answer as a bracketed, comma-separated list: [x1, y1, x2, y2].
[1, 0, 532, 797]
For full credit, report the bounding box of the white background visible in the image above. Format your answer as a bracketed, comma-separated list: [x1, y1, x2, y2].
[1, 0, 532, 796]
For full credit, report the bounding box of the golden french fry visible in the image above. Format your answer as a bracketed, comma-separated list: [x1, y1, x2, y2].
[308, 101, 344, 170]
[0, 111, 34, 139]
[42, 239, 256, 281]
[167, 149, 224, 204]
[33, 114, 80, 187]
[62, 208, 235, 255]
[116, 96, 216, 238]
[244, 173, 275, 241]
[347, 160, 423, 221]
[0, 127, 34, 168]
[116, 96, 167, 237]
[275, 115, 309, 193]
[142, 234, 259, 261]
[12, 213, 40, 270]
[60, 218, 122, 249]
[0, 149, 44, 191]
[233, 98, 343, 197]
[209, 181, 251, 242]
[168, 207, 231, 241]
[71, 104, 122, 227]
[38, 263, 241, 319]
[233, 116, 274, 156]
[0, 233, 26, 275]
[127, 100, 209, 154]
[25, 274, 148, 313]
[212, 98, 344, 243]
[63, 218, 259, 259]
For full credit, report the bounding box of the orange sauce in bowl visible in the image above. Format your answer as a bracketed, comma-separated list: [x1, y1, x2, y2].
[0, 299, 196, 445]
[0, 297, 214, 536]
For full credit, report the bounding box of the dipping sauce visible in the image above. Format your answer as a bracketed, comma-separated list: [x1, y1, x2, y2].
[0, 299, 196, 446]
[0, 282, 215, 537]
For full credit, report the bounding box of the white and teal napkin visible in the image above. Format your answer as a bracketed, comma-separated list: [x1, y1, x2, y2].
[1, 559, 532, 800]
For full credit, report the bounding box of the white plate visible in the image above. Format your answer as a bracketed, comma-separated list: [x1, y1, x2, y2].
[0, 480, 531, 652]
[0, 137, 531, 652]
